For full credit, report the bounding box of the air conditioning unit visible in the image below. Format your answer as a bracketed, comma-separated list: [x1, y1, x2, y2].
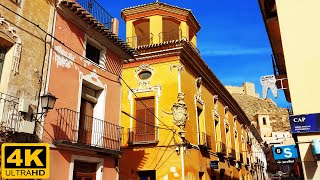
[18, 121, 35, 134]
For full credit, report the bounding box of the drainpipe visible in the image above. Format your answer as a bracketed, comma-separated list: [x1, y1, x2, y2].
[181, 143, 185, 180]
[38, 0, 58, 139]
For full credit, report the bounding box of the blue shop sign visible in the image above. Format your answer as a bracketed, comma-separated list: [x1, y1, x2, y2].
[210, 161, 219, 169]
[289, 113, 320, 133]
[311, 139, 320, 155]
[272, 145, 299, 160]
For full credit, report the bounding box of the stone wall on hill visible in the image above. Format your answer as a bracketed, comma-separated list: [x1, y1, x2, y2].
[231, 93, 290, 132]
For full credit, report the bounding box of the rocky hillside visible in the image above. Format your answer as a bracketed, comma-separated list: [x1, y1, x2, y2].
[231, 93, 290, 132]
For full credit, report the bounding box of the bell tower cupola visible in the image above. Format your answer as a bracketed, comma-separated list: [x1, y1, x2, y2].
[121, 2, 200, 48]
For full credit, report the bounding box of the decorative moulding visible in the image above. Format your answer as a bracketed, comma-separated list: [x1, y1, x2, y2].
[0, 15, 22, 75]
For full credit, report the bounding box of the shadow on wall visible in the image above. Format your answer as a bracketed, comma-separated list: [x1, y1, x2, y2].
[119, 148, 147, 180]
[303, 143, 318, 180]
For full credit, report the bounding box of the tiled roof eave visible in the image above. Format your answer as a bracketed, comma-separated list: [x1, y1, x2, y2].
[60, 0, 135, 56]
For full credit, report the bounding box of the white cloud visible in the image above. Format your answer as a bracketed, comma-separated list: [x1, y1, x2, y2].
[199, 44, 270, 56]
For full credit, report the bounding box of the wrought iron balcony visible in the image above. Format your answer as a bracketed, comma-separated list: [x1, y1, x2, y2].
[0, 92, 20, 131]
[199, 132, 212, 150]
[272, 53, 286, 76]
[215, 141, 226, 155]
[76, 0, 113, 29]
[159, 29, 183, 42]
[227, 147, 236, 160]
[128, 126, 158, 144]
[264, 0, 277, 19]
[237, 152, 244, 163]
[0, 92, 35, 134]
[126, 33, 154, 48]
[54, 108, 122, 153]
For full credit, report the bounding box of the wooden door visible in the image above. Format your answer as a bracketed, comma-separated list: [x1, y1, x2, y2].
[73, 161, 97, 180]
[79, 99, 94, 145]
[135, 98, 155, 142]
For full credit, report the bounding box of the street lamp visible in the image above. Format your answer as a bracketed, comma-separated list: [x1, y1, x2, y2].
[40, 92, 57, 111]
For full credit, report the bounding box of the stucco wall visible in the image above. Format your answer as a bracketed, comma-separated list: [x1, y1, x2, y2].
[276, 1, 320, 179]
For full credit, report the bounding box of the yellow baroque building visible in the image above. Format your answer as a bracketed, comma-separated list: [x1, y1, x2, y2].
[120, 2, 265, 180]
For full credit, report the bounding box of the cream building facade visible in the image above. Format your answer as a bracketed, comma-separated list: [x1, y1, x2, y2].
[259, 0, 320, 179]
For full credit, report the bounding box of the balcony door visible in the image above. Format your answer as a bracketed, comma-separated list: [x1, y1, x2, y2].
[73, 161, 97, 180]
[138, 170, 155, 180]
[79, 99, 94, 145]
[135, 97, 155, 142]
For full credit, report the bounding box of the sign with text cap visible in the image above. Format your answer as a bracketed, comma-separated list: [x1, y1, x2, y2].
[289, 113, 320, 133]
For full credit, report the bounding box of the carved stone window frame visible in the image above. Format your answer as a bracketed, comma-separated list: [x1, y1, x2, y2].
[0, 15, 22, 75]
[135, 64, 154, 90]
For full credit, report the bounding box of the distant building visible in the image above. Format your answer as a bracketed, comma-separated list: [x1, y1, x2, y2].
[226, 82, 260, 98]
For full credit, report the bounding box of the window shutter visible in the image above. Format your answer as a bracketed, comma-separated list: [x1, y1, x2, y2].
[0, 47, 6, 81]
[0, 47, 6, 61]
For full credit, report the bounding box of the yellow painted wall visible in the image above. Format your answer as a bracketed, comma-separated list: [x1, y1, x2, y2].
[120, 58, 251, 179]
[276, 1, 320, 179]
[120, 60, 183, 179]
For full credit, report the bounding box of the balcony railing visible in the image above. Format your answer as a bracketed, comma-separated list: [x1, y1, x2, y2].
[54, 108, 122, 152]
[0, 92, 20, 131]
[215, 141, 226, 155]
[272, 53, 286, 76]
[227, 147, 236, 160]
[237, 152, 244, 163]
[159, 29, 183, 42]
[128, 126, 158, 144]
[76, 0, 113, 29]
[199, 132, 211, 150]
[0, 92, 35, 134]
[264, 0, 277, 19]
[126, 33, 154, 48]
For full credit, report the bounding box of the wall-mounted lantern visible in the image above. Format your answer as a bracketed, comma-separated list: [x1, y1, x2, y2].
[40, 92, 57, 111]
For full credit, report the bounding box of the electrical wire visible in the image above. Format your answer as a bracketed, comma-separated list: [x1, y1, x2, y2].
[121, 110, 169, 130]
[147, 130, 173, 168]
[0, 3, 180, 138]
[153, 133, 175, 170]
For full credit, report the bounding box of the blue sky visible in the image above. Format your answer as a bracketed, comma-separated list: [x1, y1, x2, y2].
[97, 0, 289, 107]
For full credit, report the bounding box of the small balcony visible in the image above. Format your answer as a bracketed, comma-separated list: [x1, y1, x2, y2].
[128, 126, 158, 145]
[54, 108, 122, 154]
[126, 29, 200, 55]
[263, 0, 277, 20]
[159, 29, 183, 42]
[198, 132, 212, 150]
[126, 34, 154, 48]
[0, 92, 35, 134]
[215, 141, 226, 155]
[227, 147, 236, 160]
[237, 152, 244, 163]
[272, 53, 286, 76]
[76, 0, 113, 29]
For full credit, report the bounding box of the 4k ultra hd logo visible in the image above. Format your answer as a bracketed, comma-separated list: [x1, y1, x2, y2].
[1, 143, 50, 179]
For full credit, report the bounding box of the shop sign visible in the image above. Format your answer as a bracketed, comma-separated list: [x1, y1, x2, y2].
[272, 145, 299, 160]
[210, 161, 219, 169]
[276, 159, 295, 164]
[311, 139, 320, 155]
[289, 113, 320, 133]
